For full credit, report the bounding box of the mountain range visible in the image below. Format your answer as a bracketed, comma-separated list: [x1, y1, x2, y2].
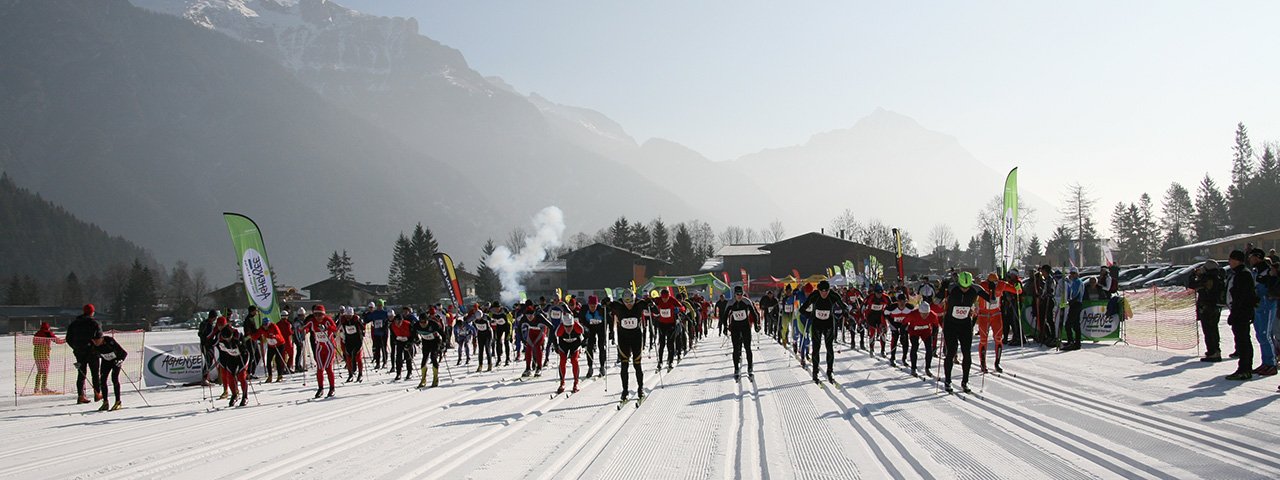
[2, 0, 1006, 285]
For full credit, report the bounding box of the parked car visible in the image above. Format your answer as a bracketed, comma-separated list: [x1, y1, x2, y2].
[1121, 265, 1178, 290]
[1144, 264, 1195, 288]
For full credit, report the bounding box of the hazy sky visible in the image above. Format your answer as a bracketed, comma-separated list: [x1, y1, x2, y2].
[342, 0, 1279, 237]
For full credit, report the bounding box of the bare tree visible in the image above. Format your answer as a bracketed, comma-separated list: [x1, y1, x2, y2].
[928, 224, 956, 256]
[861, 219, 895, 250]
[975, 194, 1037, 265]
[506, 226, 528, 254]
[719, 225, 746, 245]
[828, 209, 864, 240]
[765, 220, 786, 242]
[568, 232, 592, 251]
[191, 269, 210, 310]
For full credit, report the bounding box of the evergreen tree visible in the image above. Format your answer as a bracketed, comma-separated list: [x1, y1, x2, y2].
[670, 224, 698, 274]
[1023, 235, 1043, 268]
[979, 230, 997, 271]
[608, 217, 632, 251]
[117, 260, 158, 326]
[1045, 226, 1073, 266]
[61, 271, 83, 306]
[1136, 193, 1161, 261]
[630, 223, 651, 255]
[404, 224, 441, 305]
[476, 239, 501, 303]
[1227, 122, 1256, 226]
[388, 233, 411, 303]
[965, 236, 981, 268]
[326, 250, 354, 281]
[1192, 174, 1230, 241]
[650, 219, 671, 261]
[5, 275, 24, 305]
[1159, 182, 1195, 251]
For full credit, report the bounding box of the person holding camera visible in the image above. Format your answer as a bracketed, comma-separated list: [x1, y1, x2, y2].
[1189, 261, 1226, 362]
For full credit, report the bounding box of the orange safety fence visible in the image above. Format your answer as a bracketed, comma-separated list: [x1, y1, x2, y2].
[1121, 287, 1200, 352]
[13, 330, 145, 404]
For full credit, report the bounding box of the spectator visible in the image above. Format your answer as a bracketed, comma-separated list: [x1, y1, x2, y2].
[1064, 268, 1084, 351]
[1248, 249, 1277, 376]
[65, 304, 103, 404]
[1226, 250, 1258, 381]
[1189, 261, 1226, 362]
[33, 322, 66, 394]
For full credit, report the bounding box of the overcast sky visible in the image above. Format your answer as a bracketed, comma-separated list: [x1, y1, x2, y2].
[341, 0, 1280, 236]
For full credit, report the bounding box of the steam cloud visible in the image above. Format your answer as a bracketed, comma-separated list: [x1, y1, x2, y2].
[487, 206, 566, 304]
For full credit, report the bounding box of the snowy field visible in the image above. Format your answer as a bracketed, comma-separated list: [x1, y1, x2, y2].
[1, 325, 1278, 480]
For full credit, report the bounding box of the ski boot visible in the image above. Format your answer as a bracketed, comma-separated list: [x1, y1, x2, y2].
[275, 373, 284, 383]
[620, 390, 629, 402]
[734, 367, 741, 381]
[486, 365, 493, 372]
[962, 383, 972, 394]
[571, 381, 579, 394]
[94, 392, 103, 401]
[264, 375, 274, 384]
[314, 387, 323, 399]
[111, 400, 122, 411]
[995, 364, 1003, 373]
[418, 376, 428, 388]
[356, 372, 362, 383]
[394, 374, 402, 382]
[585, 367, 594, 379]
[827, 373, 835, 384]
[77, 395, 91, 404]
[556, 384, 566, 395]
[238, 395, 247, 407]
[327, 386, 335, 398]
[812, 375, 821, 385]
[911, 368, 918, 377]
[218, 390, 230, 400]
[431, 366, 439, 387]
[521, 369, 532, 378]
[98, 401, 110, 411]
[476, 364, 484, 373]
[345, 373, 354, 383]
[945, 383, 954, 393]
[889, 359, 896, 367]
[228, 395, 238, 408]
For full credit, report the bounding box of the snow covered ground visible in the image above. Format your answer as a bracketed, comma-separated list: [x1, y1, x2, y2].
[1, 325, 1278, 479]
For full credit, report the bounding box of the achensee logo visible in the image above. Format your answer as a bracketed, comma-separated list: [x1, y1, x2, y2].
[241, 248, 274, 310]
[673, 276, 695, 287]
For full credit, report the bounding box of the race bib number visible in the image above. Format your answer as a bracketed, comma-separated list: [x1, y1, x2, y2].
[419, 332, 437, 341]
[621, 317, 640, 329]
[396, 336, 408, 342]
[373, 320, 384, 328]
[951, 306, 972, 319]
[589, 319, 603, 325]
[476, 323, 489, 331]
[815, 310, 831, 320]
[871, 304, 885, 311]
[344, 326, 358, 335]
[550, 311, 562, 319]
[101, 352, 117, 361]
[496, 318, 507, 325]
[220, 347, 240, 356]
[267, 339, 278, 346]
[317, 335, 332, 344]
[985, 298, 1000, 309]
[912, 325, 930, 332]
[783, 305, 794, 313]
[660, 309, 673, 318]
[732, 310, 748, 322]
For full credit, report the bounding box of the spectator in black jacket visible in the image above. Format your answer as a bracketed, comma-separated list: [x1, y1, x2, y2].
[1226, 250, 1258, 381]
[1189, 261, 1226, 362]
[197, 310, 218, 385]
[92, 333, 129, 411]
[65, 304, 103, 404]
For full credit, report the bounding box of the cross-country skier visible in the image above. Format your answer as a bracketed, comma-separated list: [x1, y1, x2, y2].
[242, 306, 262, 380]
[863, 286, 891, 355]
[580, 295, 611, 378]
[304, 306, 339, 398]
[721, 286, 761, 380]
[454, 311, 477, 366]
[652, 290, 684, 371]
[66, 304, 103, 404]
[941, 272, 993, 393]
[365, 301, 390, 370]
[555, 311, 586, 394]
[391, 307, 416, 381]
[905, 301, 940, 377]
[612, 291, 650, 402]
[491, 304, 513, 366]
[214, 318, 249, 407]
[798, 280, 844, 384]
[276, 309, 294, 374]
[519, 303, 552, 378]
[473, 305, 495, 372]
[977, 273, 1017, 373]
[414, 313, 446, 388]
[886, 294, 913, 367]
[338, 307, 365, 382]
[91, 332, 128, 411]
[291, 308, 309, 372]
[543, 297, 571, 361]
[256, 317, 288, 383]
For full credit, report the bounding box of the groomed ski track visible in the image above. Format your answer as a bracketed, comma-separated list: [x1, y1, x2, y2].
[1, 331, 1277, 479]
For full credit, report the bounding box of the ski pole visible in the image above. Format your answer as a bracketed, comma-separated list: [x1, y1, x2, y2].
[120, 368, 151, 407]
[443, 347, 454, 383]
[246, 372, 261, 405]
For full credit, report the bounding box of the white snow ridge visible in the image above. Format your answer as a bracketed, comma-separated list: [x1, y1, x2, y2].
[2, 326, 1277, 479]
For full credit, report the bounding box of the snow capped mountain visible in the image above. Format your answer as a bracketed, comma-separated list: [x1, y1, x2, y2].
[130, 0, 495, 95]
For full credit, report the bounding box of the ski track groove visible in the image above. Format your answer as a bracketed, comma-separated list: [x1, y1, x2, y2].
[101, 381, 470, 480]
[839, 348, 1101, 480]
[586, 345, 723, 480]
[987, 375, 1275, 479]
[854, 347, 1195, 480]
[762, 346, 862, 480]
[999, 364, 1280, 474]
[233, 372, 512, 480]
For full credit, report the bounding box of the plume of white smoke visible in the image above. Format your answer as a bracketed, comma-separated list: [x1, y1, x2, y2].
[487, 206, 566, 304]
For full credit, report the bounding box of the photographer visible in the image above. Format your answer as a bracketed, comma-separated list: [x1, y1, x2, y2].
[1189, 261, 1226, 362]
